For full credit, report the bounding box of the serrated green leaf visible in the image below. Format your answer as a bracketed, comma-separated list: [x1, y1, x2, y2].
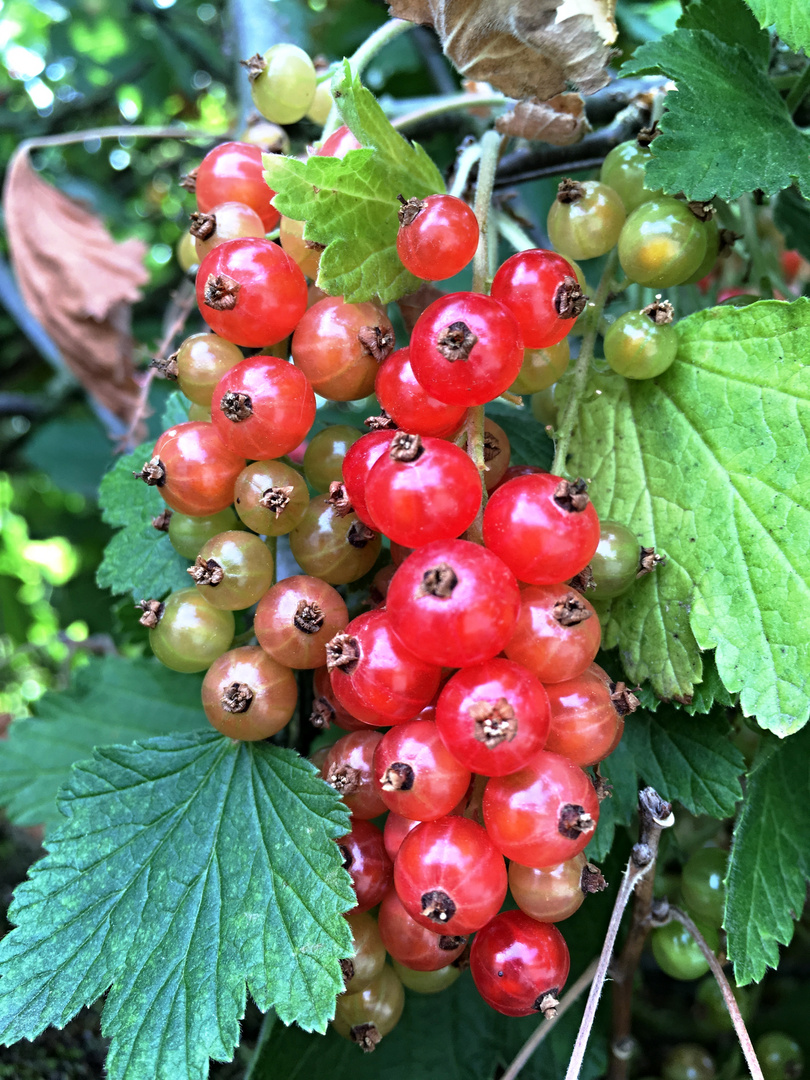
[634, 651, 736, 715]
[0, 733, 354, 1079]
[263, 61, 445, 304]
[0, 656, 205, 828]
[744, 0, 810, 53]
[679, 0, 770, 63]
[97, 440, 191, 599]
[485, 402, 554, 470]
[774, 186, 810, 264]
[622, 30, 810, 200]
[566, 300, 810, 734]
[725, 726, 810, 984]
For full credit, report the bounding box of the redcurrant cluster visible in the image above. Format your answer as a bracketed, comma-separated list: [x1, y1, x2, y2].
[137, 125, 663, 1050]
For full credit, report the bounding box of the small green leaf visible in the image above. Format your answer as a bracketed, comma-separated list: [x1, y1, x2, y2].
[743, 0, 810, 54]
[0, 733, 354, 1079]
[622, 30, 810, 200]
[263, 61, 445, 304]
[0, 655, 205, 828]
[635, 651, 736, 715]
[725, 726, 810, 984]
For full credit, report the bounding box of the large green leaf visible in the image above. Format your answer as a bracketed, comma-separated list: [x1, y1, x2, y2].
[725, 726, 810, 983]
[565, 300, 810, 735]
[0, 733, 354, 1079]
[743, 0, 810, 53]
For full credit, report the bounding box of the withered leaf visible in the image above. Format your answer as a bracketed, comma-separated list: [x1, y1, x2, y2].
[388, 0, 617, 101]
[4, 149, 149, 422]
[495, 93, 591, 145]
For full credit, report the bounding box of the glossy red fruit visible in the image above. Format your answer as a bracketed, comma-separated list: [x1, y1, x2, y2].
[503, 584, 601, 684]
[322, 729, 387, 819]
[409, 292, 524, 406]
[327, 609, 442, 726]
[341, 430, 393, 531]
[386, 539, 521, 669]
[373, 720, 471, 821]
[394, 816, 507, 935]
[470, 910, 570, 1017]
[142, 422, 245, 516]
[544, 668, 625, 766]
[292, 296, 395, 401]
[483, 751, 600, 868]
[196, 238, 308, 348]
[365, 432, 482, 548]
[211, 355, 315, 460]
[195, 141, 279, 231]
[490, 249, 585, 349]
[375, 347, 467, 438]
[310, 665, 368, 731]
[509, 852, 603, 923]
[201, 645, 297, 739]
[317, 125, 361, 158]
[255, 575, 348, 669]
[378, 889, 467, 971]
[396, 194, 479, 281]
[436, 658, 550, 776]
[383, 812, 422, 862]
[337, 818, 393, 914]
[483, 473, 600, 585]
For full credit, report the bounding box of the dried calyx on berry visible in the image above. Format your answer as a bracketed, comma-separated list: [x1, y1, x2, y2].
[220, 391, 252, 422]
[327, 481, 354, 517]
[136, 599, 164, 628]
[396, 193, 426, 227]
[638, 546, 665, 577]
[581, 862, 608, 894]
[357, 324, 395, 363]
[134, 456, 165, 487]
[222, 682, 253, 713]
[552, 592, 592, 625]
[558, 802, 595, 840]
[204, 273, 240, 311]
[554, 276, 587, 321]
[293, 599, 324, 634]
[149, 353, 178, 381]
[151, 508, 172, 532]
[421, 889, 456, 924]
[189, 211, 217, 240]
[469, 697, 518, 747]
[259, 485, 294, 517]
[325, 762, 361, 795]
[325, 633, 361, 674]
[308, 697, 334, 729]
[417, 562, 458, 599]
[553, 477, 590, 512]
[188, 556, 225, 587]
[610, 681, 640, 716]
[642, 296, 674, 325]
[389, 431, 423, 462]
[436, 320, 478, 362]
[364, 409, 397, 431]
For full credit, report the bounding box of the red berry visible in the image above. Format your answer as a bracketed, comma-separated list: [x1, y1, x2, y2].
[317, 125, 361, 159]
[503, 583, 601, 684]
[373, 720, 471, 821]
[470, 910, 570, 1017]
[341, 430, 393, 531]
[409, 292, 524, 406]
[435, 658, 550, 776]
[483, 750, 600, 868]
[544, 668, 624, 766]
[322, 730, 386, 819]
[311, 665, 368, 731]
[337, 818, 392, 914]
[385, 539, 521, 668]
[394, 816, 507, 935]
[396, 194, 479, 281]
[365, 432, 482, 548]
[383, 812, 422, 862]
[254, 575, 348, 670]
[201, 646, 296, 740]
[375, 347, 467, 438]
[196, 238, 308, 348]
[143, 422, 245, 516]
[378, 889, 467, 971]
[195, 141, 279, 231]
[212, 355, 316, 460]
[483, 473, 600, 585]
[509, 852, 599, 923]
[490, 249, 584, 349]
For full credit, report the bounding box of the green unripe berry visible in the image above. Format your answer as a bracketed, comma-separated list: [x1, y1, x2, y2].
[651, 918, 719, 981]
[604, 298, 678, 380]
[681, 847, 727, 928]
[618, 197, 707, 288]
[600, 139, 664, 213]
[590, 520, 640, 598]
[755, 1033, 804, 1080]
[248, 44, 317, 125]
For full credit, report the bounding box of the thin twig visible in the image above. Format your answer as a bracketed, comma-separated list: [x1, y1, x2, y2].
[565, 789, 674, 1080]
[448, 140, 483, 200]
[501, 959, 600, 1080]
[16, 125, 213, 155]
[392, 92, 508, 132]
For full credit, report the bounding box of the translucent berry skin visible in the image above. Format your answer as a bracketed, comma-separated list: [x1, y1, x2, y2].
[312, 665, 368, 732]
[194, 201, 266, 262]
[149, 588, 234, 673]
[168, 507, 243, 560]
[151, 423, 246, 516]
[331, 964, 404, 1046]
[196, 238, 308, 348]
[393, 960, 461, 994]
[394, 816, 507, 935]
[509, 852, 589, 923]
[329, 609, 442, 726]
[600, 140, 664, 213]
[365, 435, 482, 548]
[337, 818, 393, 914]
[618, 197, 708, 288]
[195, 141, 279, 231]
[386, 539, 521, 669]
[303, 425, 364, 493]
[510, 339, 570, 395]
[651, 919, 718, 981]
[373, 720, 471, 821]
[192, 531, 275, 610]
[289, 497, 381, 585]
[383, 812, 422, 862]
[396, 194, 479, 281]
[279, 216, 321, 280]
[291, 296, 394, 401]
[544, 669, 624, 766]
[490, 250, 582, 349]
[755, 1033, 805, 1080]
[255, 575, 348, 670]
[503, 583, 601, 684]
[340, 431, 393, 531]
[375, 347, 467, 438]
[175, 332, 244, 406]
[483, 751, 600, 868]
[323, 730, 386, 820]
[470, 910, 570, 1017]
[547, 180, 626, 261]
[590, 520, 640, 599]
[249, 43, 316, 125]
[483, 473, 600, 585]
[342, 910, 387, 996]
[662, 1044, 717, 1080]
[378, 889, 467, 971]
[233, 459, 309, 536]
[409, 292, 524, 406]
[681, 847, 727, 928]
[604, 309, 678, 380]
[435, 658, 551, 777]
[211, 355, 316, 460]
[317, 125, 362, 158]
[201, 645, 297, 739]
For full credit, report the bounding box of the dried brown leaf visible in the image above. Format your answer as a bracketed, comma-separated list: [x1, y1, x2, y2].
[495, 93, 591, 145]
[388, 0, 617, 101]
[4, 149, 149, 422]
